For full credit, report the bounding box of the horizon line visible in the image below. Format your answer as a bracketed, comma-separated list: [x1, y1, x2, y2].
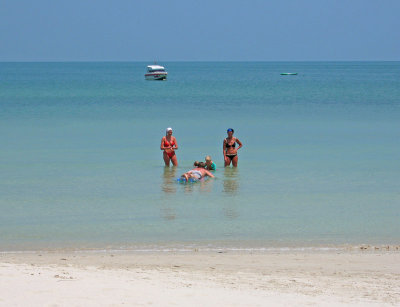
[1, 59, 399, 63]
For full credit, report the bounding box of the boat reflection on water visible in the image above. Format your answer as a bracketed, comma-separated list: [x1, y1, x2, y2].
[223, 167, 239, 195]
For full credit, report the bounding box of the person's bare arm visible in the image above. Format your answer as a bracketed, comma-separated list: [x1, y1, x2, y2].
[172, 137, 178, 150]
[236, 138, 243, 151]
[204, 170, 214, 178]
[160, 137, 167, 150]
[222, 139, 227, 157]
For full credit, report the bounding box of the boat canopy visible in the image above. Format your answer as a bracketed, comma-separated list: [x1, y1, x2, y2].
[147, 65, 165, 72]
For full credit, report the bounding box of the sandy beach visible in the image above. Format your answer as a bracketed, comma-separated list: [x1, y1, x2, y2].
[1, 250, 399, 306]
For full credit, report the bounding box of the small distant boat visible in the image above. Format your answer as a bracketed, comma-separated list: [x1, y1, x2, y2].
[280, 73, 298, 76]
[145, 64, 168, 80]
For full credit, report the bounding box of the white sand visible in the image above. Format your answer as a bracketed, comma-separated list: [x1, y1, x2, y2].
[0, 251, 399, 306]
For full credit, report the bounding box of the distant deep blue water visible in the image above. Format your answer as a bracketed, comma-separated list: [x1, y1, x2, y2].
[0, 62, 399, 251]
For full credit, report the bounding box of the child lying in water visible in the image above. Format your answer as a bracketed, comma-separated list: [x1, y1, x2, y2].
[181, 161, 215, 181]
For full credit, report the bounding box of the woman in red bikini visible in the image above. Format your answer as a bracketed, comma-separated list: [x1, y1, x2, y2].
[223, 128, 242, 167]
[161, 127, 178, 166]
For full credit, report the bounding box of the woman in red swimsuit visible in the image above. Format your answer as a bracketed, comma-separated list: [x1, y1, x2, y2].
[161, 127, 178, 166]
[223, 128, 242, 167]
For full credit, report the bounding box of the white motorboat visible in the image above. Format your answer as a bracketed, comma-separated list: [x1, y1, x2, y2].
[145, 65, 167, 80]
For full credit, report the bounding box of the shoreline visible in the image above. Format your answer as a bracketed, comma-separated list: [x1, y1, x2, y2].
[1, 250, 399, 306]
[1, 243, 399, 254]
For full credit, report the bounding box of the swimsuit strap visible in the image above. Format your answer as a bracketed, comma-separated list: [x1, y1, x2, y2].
[164, 137, 175, 147]
[226, 137, 235, 147]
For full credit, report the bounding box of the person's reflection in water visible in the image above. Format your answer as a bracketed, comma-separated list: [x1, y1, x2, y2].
[160, 167, 177, 220]
[222, 207, 239, 220]
[161, 206, 176, 221]
[223, 167, 239, 195]
[199, 176, 214, 193]
[183, 182, 195, 194]
[162, 166, 177, 194]
[182, 178, 213, 194]
[222, 167, 240, 219]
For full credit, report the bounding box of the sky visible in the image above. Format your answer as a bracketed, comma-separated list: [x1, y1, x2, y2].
[0, 0, 399, 61]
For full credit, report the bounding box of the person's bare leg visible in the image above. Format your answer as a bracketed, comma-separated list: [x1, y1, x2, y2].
[232, 155, 238, 167]
[171, 155, 178, 166]
[224, 156, 231, 167]
[163, 152, 170, 166]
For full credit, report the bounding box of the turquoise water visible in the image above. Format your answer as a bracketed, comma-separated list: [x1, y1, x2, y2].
[1, 62, 399, 251]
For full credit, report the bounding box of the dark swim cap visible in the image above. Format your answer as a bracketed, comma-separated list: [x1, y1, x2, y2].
[227, 128, 234, 133]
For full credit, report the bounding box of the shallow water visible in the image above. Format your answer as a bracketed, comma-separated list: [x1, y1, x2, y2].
[1, 62, 399, 251]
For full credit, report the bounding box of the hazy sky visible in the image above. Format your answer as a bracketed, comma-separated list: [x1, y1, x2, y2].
[1, 0, 399, 61]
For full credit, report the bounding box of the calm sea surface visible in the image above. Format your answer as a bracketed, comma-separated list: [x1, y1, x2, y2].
[1, 62, 399, 251]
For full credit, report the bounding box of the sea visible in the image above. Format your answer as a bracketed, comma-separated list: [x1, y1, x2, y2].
[1, 62, 399, 252]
